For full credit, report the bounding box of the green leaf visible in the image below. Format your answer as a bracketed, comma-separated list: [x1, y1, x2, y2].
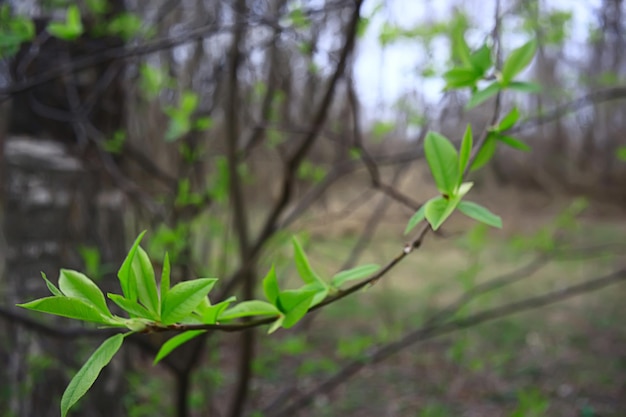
[60, 334, 124, 417]
[278, 289, 316, 328]
[424, 131, 459, 196]
[458, 201, 502, 228]
[133, 247, 159, 317]
[17, 297, 118, 326]
[470, 134, 497, 171]
[218, 300, 280, 321]
[497, 107, 520, 131]
[41, 272, 63, 297]
[424, 197, 453, 231]
[469, 44, 492, 74]
[508, 81, 541, 93]
[161, 278, 218, 325]
[458, 124, 473, 176]
[267, 316, 285, 334]
[160, 253, 170, 309]
[292, 237, 322, 285]
[59, 269, 112, 318]
[197, 296, 235, 324]
[331, 264, 380, 287]
[153, 330, 205, 364]
[498, 135, 531, 152]
[108, 294, 155, 320]
[118, 231, 147, 302]
[501, 39, 537, 84]
[443, 67, 480, 89]
[404, 203, 427, 235]
[47, 5, 83, 40]
[618, 146, 626, 161]
[262, 265, 280, 305]
[466, 82, 501, 109]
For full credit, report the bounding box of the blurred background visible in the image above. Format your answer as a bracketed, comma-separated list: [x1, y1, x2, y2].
[0, 0, 625, 416]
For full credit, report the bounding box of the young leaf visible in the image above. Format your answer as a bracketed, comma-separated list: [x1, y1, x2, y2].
[497, 107, 520, 132]
[161, 278, 217, 324]
[404, 203, 427, 235]
[508, 81, 541, 93]
[160, 252, 170, 307]
[443, 67, 480, 89]
[197, 296, 236, 324]
[424, 131, 459, 195]
[501, 39, 537, 84]
[118, 231, 147, 302]
[458, 201, 502, 228]
[292, 237, 322, 285]
[262, 265, 280, 306]
[17, 297, 118, 326]
[466, 82, 501, 109]
[60, 334, 124, 417]
[154, 330, 206, 364]
[469, 44, 492, 74]
[47, 5, 84, 40]
[278, 289, 317, 328]
[41, 272, 63, 297]
[498, 135, 531, 152]
[458, 124, 473, 176]
[218, 300, 280, 320]
[108, 294, 155, 320]
[267, 316, 285, 334]
[470, 134, 497, 171]
[299, 282, 329, 307]
[59, 269, 112, 318]
[133, 247, 159, 317]
[424, 197, 452, 231]
[331, 264, 380, 288]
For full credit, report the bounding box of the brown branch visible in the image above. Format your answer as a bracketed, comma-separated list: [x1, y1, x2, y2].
[270, 267, 626, 417]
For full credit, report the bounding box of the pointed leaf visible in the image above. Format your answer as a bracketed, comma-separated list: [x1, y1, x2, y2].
[267, 316, 285, 334]
[471, 135, 497, 171]
[459, 124, 473, 176]
[466, 82, 501, 109]
[331, 264, 380, 288]
[41, 272, 63, 297]
[508, 81, 541, 93]
[501, 39, 537, 84]
[424, 197, 453, 231]
[497, 107, 520, 132]
[133, 247, 159, 317]
[218, 300, 280, 321]
[424, 131, 459, 195]
[60, 334, 124, 417]
[108, 294, 155, 320]
[278, 289, 317, 328]
[59, 269, 111, 317]
[469, 44, 492, 74]
[292, 237, 322, 285]
[17, 297, 117, 325]
[299, 282, 329, 307]
[443, 67, 480, 89]
[458, 201, 502, 228]
[154, 330, 205, 364]
[262, 265, 280, 305]
[118, 231, 146, 301]
[498, 135, 531, 151]
[197, 296, 235, 324]
[161, 278, 217, 325]
[160, 252, 170, 309]
[404, 203, 427, 235]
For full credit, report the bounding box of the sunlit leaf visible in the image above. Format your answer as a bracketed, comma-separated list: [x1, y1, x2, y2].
[458, 201, 502, 228]
[331, 264, 380, 287]
[470, 134, 497, 171]
[218, 300, 280, 321]
[424, 131, 459, 195]
[161, 278, 217, 325]
[17, 297, 118, 326]
[501, 39, 537, 84]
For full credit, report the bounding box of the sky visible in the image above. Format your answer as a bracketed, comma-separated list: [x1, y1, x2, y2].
[352, 0, 600, 120]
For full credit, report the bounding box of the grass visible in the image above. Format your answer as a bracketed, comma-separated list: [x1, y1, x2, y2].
[241, 209, 626, 417]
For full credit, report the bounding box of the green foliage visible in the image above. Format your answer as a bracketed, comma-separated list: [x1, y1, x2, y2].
[405, 131, 502, 233]
[47, 5, 84, 40]
[106, 13, 143, 40]
[61, 334, 125, 417]
[510, 387, 549, 417]
[617, 146, 626, 161]
[0, 5, 35, 58]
